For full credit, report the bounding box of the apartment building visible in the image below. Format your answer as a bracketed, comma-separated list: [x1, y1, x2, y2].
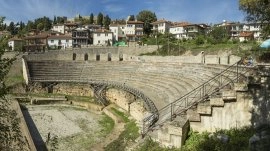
[125, 21, 144, 41]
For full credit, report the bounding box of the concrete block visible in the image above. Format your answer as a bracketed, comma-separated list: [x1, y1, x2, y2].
[234, 82, 248, 92]
[186, 109, 201, 122]
[157, 116, 189, 148]
[210, 97, 224, 107]
[197, 102, 212, 115]
[222, 90, 236, 101]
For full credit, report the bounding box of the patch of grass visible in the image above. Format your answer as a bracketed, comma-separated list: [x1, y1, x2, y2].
[99, 113, 115, 136]
[135, 138, 178, 151]
[110, 107, 129, 123]
[104, 108, 140, 151]
[65, 95, 95, 103]
[136, 126, 257, 151]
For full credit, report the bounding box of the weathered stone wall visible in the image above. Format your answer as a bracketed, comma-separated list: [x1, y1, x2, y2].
[190, 92, 254, 132]
[53, 83, 94, 97]
[13, 100, 37, 151]
[105, 88, 149, 122]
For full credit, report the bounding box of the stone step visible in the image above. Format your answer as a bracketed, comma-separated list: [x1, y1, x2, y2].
[234, 82, 248, 92]
[197, 101, 212, 115]
[222, 90, 236, 101]
[210, 97, 224, 107]
[186, 108, 201, 122]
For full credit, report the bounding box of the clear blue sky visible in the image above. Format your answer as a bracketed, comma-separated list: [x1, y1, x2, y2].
[0, 0, 245, 24]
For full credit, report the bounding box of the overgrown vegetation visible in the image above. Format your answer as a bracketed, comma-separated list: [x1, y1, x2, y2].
[136, 126, 258, 151]
[0, 19, 27, 149]
[104, 108, 140, 151]
[99, 113, 115, 136]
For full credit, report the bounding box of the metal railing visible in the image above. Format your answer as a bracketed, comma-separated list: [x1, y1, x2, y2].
[142, 60, 255, 134]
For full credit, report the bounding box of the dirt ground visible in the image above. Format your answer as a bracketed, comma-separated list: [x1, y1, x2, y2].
[23, 104, 110, 151]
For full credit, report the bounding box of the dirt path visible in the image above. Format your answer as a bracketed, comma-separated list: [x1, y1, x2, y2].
[91, 105, 126, 151]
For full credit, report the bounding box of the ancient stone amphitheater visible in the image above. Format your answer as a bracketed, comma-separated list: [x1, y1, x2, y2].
[21, 48, 269, 147]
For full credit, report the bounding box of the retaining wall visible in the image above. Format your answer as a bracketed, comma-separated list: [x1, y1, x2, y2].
[13, 100, 37, 151]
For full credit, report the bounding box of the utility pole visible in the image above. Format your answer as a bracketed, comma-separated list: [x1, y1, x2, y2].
[167, 34, 169, 55]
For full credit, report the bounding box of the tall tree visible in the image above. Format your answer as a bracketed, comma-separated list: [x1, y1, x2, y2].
[97, 12, 103, 26]
[239, 0, 270, 38]
[7, 22, 16, 35]
[27, 21, 35, 31]
[53, 16, 57, 24]
[128, 15, 135, 21]
[136, 10, 157, 35]
[0, 16, 5, 31]
[103, 15, 111, 30]
[90, 13, 94, 24]
[207, 26, 229, 44]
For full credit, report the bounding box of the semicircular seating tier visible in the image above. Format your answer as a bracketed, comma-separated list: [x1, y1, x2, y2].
[26, 60, 245, 110]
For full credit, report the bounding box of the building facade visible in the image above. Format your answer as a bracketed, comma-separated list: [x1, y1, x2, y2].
[125, 21, 144, 42]
[151, 19, 172, 34]
[72, 27, 90, 47]
[93, 30, 113, 46]
[47, 35, 73, 49]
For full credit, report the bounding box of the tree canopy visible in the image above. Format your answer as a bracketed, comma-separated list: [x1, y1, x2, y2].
[136, 10, 157, 36]
[103, 15, 111, 30]
[90, 13, 94, 24]
[239, 0, 270, 38]
[97, 12, 104, 26]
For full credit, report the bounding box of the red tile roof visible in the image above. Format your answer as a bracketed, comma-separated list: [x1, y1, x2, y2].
[48, 35, 72, 39]
[151, 19, 171, 25]
[239, 32, 253, 37]
[127, 21, 144, 24]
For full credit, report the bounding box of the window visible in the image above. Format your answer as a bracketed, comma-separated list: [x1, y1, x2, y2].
[98, 40, 100, 44]
[105, 33, 108, 36]
[97, 33, 100, 37]
[51, 40, 54, 43]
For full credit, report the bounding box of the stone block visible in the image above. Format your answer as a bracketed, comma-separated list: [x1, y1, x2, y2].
[186, 109, 201, 122]
[234, 82, 248, 92]
[210, 97, 224, 107]
[222, 90, 236, 101]
[197, 102, 212, 115]
[157, 116, 189, 148]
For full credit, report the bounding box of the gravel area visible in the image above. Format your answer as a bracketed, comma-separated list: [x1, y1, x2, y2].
[23, 104, 104, 151]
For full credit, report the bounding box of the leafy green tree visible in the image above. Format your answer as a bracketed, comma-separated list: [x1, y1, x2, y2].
[239, 0, 270, 38]
[53, 16, 57, 24]
[90, 13, 94, 24]
[207, 26, 229, 44]
[97, 12, 104, 26]
[37, 22, 44, 31]
[26, 21, 35, 31]
[7, 22, 16, 35]
[136, 10, 157, 36]
[56, 16, 65, 24]
[128, 15, 135, 21]
[103, 15, 111, 30]
[0, 16, 6, 31]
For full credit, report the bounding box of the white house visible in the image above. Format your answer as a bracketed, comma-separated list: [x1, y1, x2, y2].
[109, 24, 126, 42]
[169, 22, 190, 39]
[93, 30, 113, 46]
[52, 24, 65, 34]
[8, 37, 23, 51]
[125, 21, 144, 41]
[151, 19, 172, 34]
[47, 35, 72, 49]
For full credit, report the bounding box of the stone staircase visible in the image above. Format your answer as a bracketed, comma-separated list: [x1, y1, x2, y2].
[152, 63, 257, 148]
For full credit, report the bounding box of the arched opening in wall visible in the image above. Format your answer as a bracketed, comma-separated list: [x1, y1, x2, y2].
[96, 53, 100, 61]
[84, 53, 88, 61]
[218, 57, 221, 64]
[119, 52, 123, 61]
[72, 53, 76, 61]
[228, 55, 230, 64]
[108, 53, 112, 61]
